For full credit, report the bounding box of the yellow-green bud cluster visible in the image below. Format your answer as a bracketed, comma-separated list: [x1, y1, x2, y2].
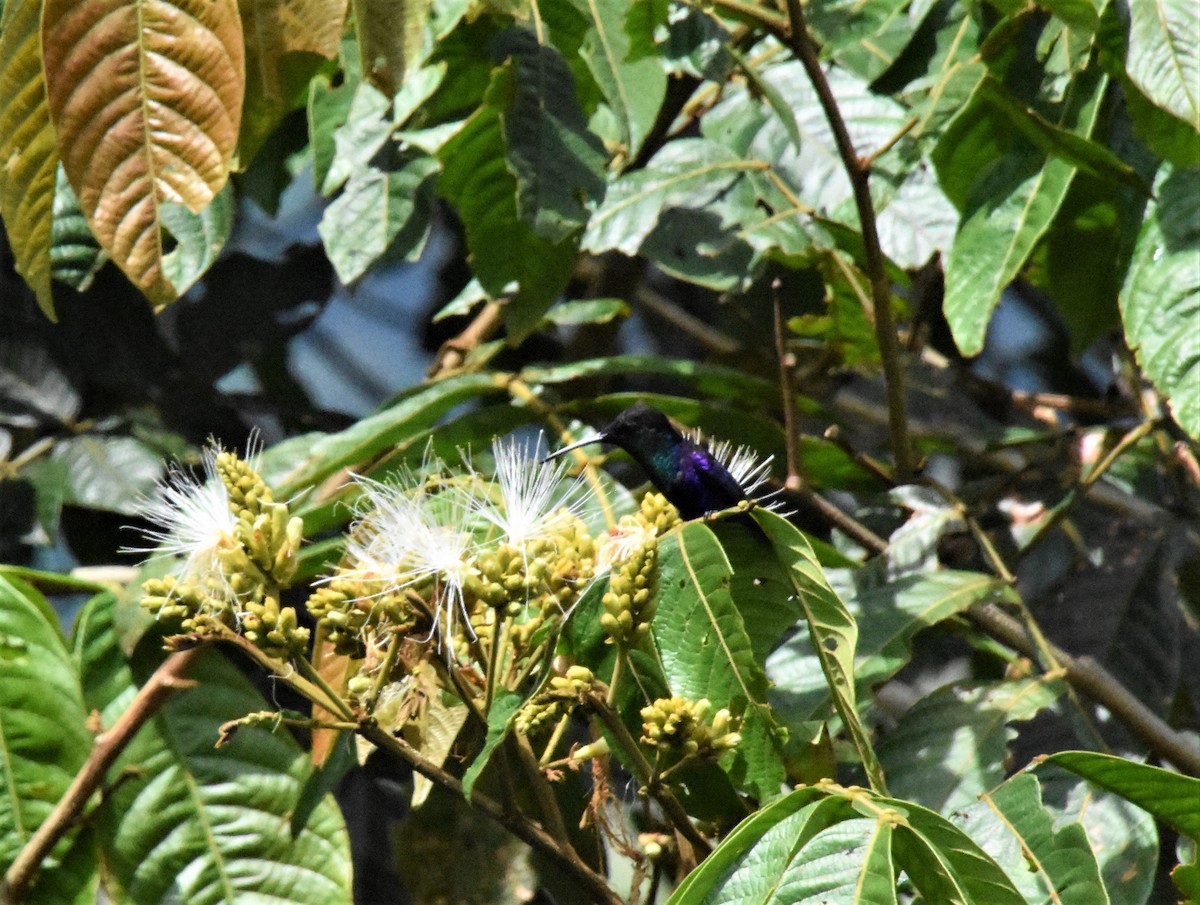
[601, 535, 657, 645]
[640, 697, 741, 758]
[638, 492, 680, 535]
[306, 579, 417, 657]
[515, 665, 595, 735]
[214, 451, 303, 588]
[242, 595, 310, 659]
[140, 575, 233, 633]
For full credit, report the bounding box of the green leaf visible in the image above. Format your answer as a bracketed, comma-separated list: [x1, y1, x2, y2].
[542, 297, 629, 326]
[462, 689, 523, 800]
[437, 65, 577, 342]
[581, 138, 766, 256]
[1124, 0, 1200, 132]
[667, 784, 1026, 905]
[1120, 163, 1200, 440]
[751, 509, 886, 793]
[1042, 751, 1200, 841]
[955, 770, 1158, 905]
[45, 434, 165, 515]
[935, 67, 1108, 355]
[73, 595, 353, 904]
[319, 154, 439, 283]
[807, 0, 936, 83]
[566, 0, 666, 160]
[653, 523, 786, 801]
[769, 569, 1012, 726]
[978, 773, 1111, 905]
[893, 797, 1028, 905]
[50, 165, 106, 293]
[0, 575, 96, 905]
[499, 29, 607, 241]
[973, 77, 1149, 192]
[272, 372, 505, 500]
[879, 678, 1063, 814]
[159, 183, 236, 297]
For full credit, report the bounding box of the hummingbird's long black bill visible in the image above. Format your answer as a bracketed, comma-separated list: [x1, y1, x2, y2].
[542, 433, 608, 462]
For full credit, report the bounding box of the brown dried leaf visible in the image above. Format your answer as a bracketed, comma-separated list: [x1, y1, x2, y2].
[42, 0, 245, 306]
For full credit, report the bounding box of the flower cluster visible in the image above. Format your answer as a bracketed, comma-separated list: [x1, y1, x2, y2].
[640, 697, 741, 759]
[311, 435, 600, 671]
[134, 444, 309, 658]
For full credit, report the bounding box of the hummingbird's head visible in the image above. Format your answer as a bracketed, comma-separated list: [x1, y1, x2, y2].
[541, 402, 681, 463]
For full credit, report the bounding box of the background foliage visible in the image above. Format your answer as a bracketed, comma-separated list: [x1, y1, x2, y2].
[0, 0, 1198, 903]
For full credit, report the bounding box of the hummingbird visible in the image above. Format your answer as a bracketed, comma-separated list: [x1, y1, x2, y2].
[543, 402, 777, 520]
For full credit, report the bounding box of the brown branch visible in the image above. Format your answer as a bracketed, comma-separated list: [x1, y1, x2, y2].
[966, 603, 1200, 777]
[359, 724, 623, 905]
[779, 0, 914, 477]
[427, 301, 506, 378]
[2, 648, 204, 904]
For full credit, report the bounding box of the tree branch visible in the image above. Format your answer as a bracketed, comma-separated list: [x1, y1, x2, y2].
[778, 0, 914, 476]
[2, 648, 204, 904]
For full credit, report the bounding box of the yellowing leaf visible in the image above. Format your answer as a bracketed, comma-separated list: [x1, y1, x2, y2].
[41, 0, 245, 306]
[243, 0, 348, 100]
[0, 0, 59, 319]
[353, 0, 432, 97]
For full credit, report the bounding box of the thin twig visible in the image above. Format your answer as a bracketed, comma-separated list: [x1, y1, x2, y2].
[754, 0, 915, 476]
[2, 648, 204, 904]
[772, 279, 803, 489]
[359, 724, 622, 905]
[427, 301, 506, 377]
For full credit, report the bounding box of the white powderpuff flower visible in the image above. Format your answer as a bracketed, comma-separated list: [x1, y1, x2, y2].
[469, 432, 591, 548]
[340, 472, 476, 648]
[127, 444, 240, 591]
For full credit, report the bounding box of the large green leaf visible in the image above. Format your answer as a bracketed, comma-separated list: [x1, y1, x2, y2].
[978, 773, 1111, 905]
[268, 372, 505, 499]
[666, 784, 1026, 905]
[1124, 0, 1200, 132]
[72, 594, 353, 904]
[1042, 751, 1200, 841]
[752, 510, 886, 793]
[581, 138, 765, 256]
[956, 770, 1157, 905]
[0, 575, 96, 905]
[438, 64, 577, 341]
[652, 523, 786, 802]
[499, 29, 607, 242]
[935, 67, 1108, 355]
[1120, 164, 1200, 440]
[768, 569, 1013, 725]
[565, 0, 666, 160]
[878, 678, 1063, 814]
[318, 154, 439, 284]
